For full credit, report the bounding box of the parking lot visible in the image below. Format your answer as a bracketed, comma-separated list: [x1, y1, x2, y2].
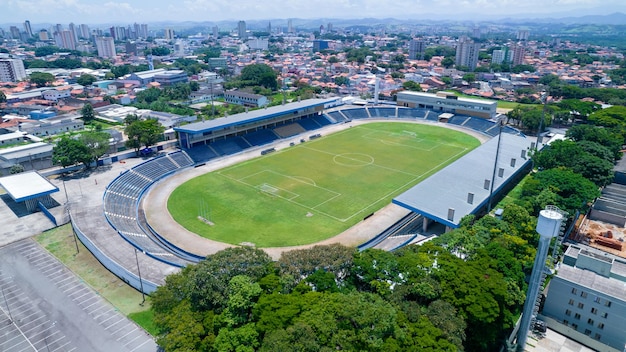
[0, 239, 156, 352]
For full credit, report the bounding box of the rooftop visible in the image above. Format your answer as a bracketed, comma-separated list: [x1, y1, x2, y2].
[174, 98, 336, 134]
[393, 133, 533, 228]
[0, 171, 58, 202]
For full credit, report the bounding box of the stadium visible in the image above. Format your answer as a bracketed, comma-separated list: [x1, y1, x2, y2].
[66, 98, 534, 295]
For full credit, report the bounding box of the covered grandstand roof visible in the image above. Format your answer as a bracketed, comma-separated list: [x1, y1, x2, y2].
[174, 98, 337, 134]
[393, 133, 533, 228]
[0, 171, 58, 202]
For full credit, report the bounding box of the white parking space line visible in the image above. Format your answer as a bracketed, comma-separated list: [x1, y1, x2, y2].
[53, 276, 74, 286]
[116, 326, 138, 341]
[62, 283, 83, 293]
[70, 290, 93, 301]
[87, 304, 109, 316]
[129, 338, 152, 352]
[110, 322, 133, 335]
[97, 312, 119, 324]
[51, 340, 72, 352]
[78, 296, 100, 307]
[103, 317, 126, 331]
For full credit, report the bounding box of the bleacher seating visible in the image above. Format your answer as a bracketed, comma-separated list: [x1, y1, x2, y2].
[447, 115, 470, 126]
[185, 146, 219, 163]
[298, 117, 321, 131]
[312, 115, 332, 127]
[103, 151, 196, 267]
[397, 108, 430, 119]
[327, 111, 349, 122]
[167, 151, 195, 168]
[210, 138, 245, 155]
[341, 108, 370, 119]
[463, 117, 496, 133]
[243, 129, 279, 146]
[368, 107, 396, 118]
[424, 111, 438, 121]
[274, 123, 306, 138]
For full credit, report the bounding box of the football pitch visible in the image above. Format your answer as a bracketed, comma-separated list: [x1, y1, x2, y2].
[167, 122, 480, 247]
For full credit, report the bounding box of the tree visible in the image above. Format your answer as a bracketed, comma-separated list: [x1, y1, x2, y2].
[402, 81, 422, 92]
[240, 64, 278, 90]
[9, 164, 24, 174]
[189, 81, 200, 92]
[78, 131, 110, 165]
[441, 57, 454, 68]
[76, 74, 97, 86]
[0, 91, 6, 104]
[328, 56, 339, 63]
[462, 73, 476, 84]
[81, 103, 95, 123]
[334, 76, 349, 86]
[34, 46, 59, 57]
[52, 137, 91, 167]
[124, 119, 165, 154]
[29, 72, 55, 87]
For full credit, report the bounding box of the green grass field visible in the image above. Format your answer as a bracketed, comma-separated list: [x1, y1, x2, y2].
[168, 122, 480, 247]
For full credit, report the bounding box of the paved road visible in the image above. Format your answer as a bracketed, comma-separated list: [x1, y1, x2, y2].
[0, 239, 157, 352]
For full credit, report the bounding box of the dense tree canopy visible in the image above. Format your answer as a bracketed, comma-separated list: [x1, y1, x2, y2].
[29, 72, 55, 87]
[52, 137, 92, 167]
[124, 119, 165, 154]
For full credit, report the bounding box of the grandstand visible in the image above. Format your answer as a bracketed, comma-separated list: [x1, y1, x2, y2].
[102, 151, 200, 267]
[367, 107, 397, 118]
[341, 108, 371, 120]
[326, 111, 349, 123]
[274, 123, 307, 137]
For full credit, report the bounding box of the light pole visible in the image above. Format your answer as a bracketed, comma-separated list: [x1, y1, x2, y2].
[2, 284, 13, 324]
[487, 120, 504, 212]
[134, 249, 145, 306]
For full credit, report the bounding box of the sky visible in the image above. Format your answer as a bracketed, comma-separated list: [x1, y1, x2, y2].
[2, 0, 626, 25]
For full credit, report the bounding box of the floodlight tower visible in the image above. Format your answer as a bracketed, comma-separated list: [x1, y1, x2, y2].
[516, 206, 563, 351]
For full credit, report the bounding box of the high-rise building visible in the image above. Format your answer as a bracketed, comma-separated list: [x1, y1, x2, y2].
[327, 22, 333, 33]
[212, 26, 219, 38]
[491, 49, 506, 65]
[79, 24, 90, 39]
[164, 28, 175, 40]
[312, 40, 329, 52]
[54, 30, 75, 50]
[510, 44, 525, 66]
[23, 20, 33, 37]
[455, 36, 480, 71]
[125, 41, 137, 55]
[267, 22, 272, 34]
[517, 30, 530, 41]
[38, 30, 49, 41]
[287, 19, 294, 34]
[9, 26, 21, 40]
[0, 58, 27, 82]
[95, 36, 116, 58]
[140, 24, 148, 39]
[237, 21, 247, 39]
[409, 39, 426, 60]
[68, 23, 79, 42]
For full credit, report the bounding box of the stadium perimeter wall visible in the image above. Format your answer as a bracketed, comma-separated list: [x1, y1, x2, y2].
[70, 214, 159, 294]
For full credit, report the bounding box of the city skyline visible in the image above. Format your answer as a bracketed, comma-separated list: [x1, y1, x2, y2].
[2, 0, 626, 25]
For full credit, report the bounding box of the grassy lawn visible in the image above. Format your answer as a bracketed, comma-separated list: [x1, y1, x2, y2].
[495, 174, 529, 209]
[169, 122, 480, 247]
[35, 225, 154, 332]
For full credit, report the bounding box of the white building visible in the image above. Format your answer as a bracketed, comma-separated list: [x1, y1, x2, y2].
[0, 58, 27, 82]
[95, 37, 116, 59]
[542, 244, 626, 352]
[396, 91, 497, 119]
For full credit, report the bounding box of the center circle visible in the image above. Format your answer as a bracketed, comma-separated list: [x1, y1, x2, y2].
[333, 153, 375, 167]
